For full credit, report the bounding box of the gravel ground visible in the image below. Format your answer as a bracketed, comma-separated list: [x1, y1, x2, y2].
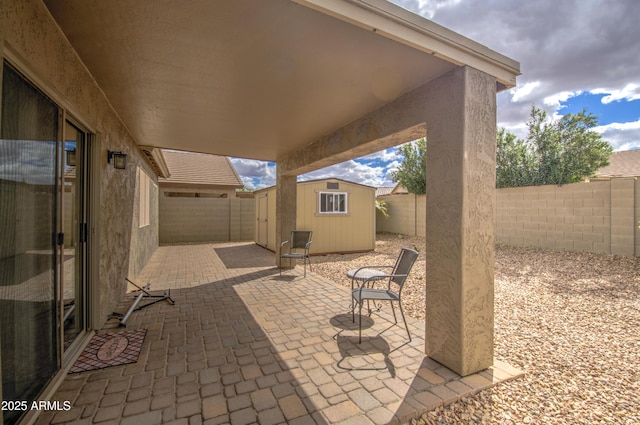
[311, 232, 640, 424]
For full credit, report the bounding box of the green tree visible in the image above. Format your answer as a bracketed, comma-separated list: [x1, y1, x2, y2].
[391, 138, 426, 195]
[497, 106, 613, 188]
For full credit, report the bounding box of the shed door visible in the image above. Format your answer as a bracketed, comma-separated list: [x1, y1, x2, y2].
[256, 193, 268, 247]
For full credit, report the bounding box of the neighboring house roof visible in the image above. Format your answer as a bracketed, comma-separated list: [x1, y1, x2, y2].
[390, 184, 409, 195]
[159, 150, 244, 189]
[376, 187, 395, 197]
[376, 183, 409, 196]
[595, 149, 640, 179]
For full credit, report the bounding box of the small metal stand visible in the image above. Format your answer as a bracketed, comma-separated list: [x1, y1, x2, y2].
[110, 278, 175, 327]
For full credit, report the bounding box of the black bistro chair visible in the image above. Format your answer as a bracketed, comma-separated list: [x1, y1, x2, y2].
[350, 248, 419, 343]
[279, 230, 313, 277]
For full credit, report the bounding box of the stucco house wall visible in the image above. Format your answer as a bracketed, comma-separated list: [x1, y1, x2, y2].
[1, 0, 159, 325]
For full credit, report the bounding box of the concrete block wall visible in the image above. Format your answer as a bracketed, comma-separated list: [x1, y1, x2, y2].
[376, 194, 425, 236]
[159, 196, 255, 244]
[636, 180, 640, 256]
[496, 178, 638, 256]
[376, 178, 638, 257]
[496, 181, 613, 254]
[610, 178, 636, 256]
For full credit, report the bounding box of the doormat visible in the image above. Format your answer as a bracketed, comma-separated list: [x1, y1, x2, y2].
[69, 329, 147, 373]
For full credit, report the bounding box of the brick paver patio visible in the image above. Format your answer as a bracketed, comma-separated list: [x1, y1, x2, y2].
[35, 242, 522, 425]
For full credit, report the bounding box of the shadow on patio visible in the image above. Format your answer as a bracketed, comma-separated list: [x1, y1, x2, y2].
[36, 242, 522, 425]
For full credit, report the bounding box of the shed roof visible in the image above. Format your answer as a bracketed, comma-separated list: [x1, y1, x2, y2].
[298, 177, 375, 189]
[159, 150, 244, 189]
[595, 149, 640, 178]
[254, 177, 374, 193]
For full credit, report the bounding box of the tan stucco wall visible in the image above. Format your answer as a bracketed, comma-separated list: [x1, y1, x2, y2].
[1, 0, 160, 324]
[255, 179, 376, 255]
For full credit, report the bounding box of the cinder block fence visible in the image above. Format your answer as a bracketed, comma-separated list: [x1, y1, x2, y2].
[377, 177, 639, 257]
[159, 197, 254, 244]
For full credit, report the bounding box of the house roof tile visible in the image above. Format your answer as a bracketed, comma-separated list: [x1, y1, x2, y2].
[376, 187, 395, 197]
[596, 149, 640, 178]
[159, 150, 243, 188]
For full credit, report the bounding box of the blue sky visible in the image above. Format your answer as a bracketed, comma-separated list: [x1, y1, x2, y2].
[232, 0, 640, 190]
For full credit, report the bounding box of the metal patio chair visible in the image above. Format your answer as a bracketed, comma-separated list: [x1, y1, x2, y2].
[350, 248, 419, 343]
[279, 230, 313, 277]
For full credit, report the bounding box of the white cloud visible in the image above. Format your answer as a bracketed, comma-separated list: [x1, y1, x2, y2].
[594, 119, 640, 133]
[510, 81, 541, 103]
[592, 83, 640, 104]
[593, 119, 640, 151]
[360, 148, 402, 163]
[229, 158, 275, 190]
[393, 0, 462, 19]
[300, 159, 393, 187]
[231, 150, 403, 190]
[543, 90, 582, 109]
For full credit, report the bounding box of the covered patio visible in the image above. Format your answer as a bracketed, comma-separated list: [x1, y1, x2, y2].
[1, 2, 522, 423]
[35, 243, 522, 425]
[36, 0, 522, 377]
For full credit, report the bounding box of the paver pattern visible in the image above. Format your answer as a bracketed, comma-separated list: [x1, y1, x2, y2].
[35, 242, 521, 424]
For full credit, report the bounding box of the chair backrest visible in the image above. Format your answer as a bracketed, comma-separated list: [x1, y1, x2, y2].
[390, 248, 419, 287]
[290, 230, 312, 250]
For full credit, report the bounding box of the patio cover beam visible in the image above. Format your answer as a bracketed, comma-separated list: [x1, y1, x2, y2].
[277, 82, 429, 176]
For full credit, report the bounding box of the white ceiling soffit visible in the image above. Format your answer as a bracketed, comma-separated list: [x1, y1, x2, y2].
[44, 0, 520, 162]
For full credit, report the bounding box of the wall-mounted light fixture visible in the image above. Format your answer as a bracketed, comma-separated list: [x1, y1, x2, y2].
[66, 149, 77, 167]
[108, 151, 127, 170]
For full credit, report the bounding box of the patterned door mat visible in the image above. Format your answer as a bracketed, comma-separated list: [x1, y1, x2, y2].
[69, 329, 147, 373]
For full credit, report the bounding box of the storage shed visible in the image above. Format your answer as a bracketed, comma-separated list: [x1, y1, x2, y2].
[255, 178, 376, 255]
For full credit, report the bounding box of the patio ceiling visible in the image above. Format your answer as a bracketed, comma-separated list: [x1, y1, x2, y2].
[43, 0, 519, 163]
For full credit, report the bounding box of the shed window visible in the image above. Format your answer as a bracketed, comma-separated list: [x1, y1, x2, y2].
[319, 192, 347, 214]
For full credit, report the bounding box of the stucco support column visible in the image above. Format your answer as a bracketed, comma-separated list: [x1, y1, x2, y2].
[275, 168, 297, 268]
[425, 66, 496, 376]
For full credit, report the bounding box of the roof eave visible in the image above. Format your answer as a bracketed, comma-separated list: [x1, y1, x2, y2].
[140, 146, 171, 178]
[294, 0, 521, 90]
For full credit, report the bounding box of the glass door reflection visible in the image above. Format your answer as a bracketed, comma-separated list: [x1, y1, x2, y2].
[62, 120, 88, 351]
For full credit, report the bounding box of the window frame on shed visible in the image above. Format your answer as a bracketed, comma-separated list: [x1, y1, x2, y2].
[318, 191, 348, 214]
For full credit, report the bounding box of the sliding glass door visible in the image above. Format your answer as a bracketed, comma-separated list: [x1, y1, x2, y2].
[0, 62, 60, 425]
[1, 62, 92, 425]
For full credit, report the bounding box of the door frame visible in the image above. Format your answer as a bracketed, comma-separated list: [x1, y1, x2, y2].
[58, 115, 100, 365]
[257, 192, 269, 248]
